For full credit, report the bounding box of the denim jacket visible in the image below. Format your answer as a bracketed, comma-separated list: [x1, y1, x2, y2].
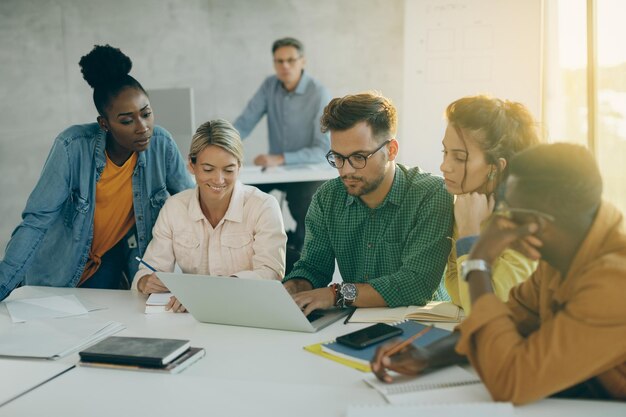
[0, 123, 194, 300]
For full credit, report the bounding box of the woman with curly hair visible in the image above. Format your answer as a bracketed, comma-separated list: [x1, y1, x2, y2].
[0, 45, 193, 299]
[441, 95, 540, 313]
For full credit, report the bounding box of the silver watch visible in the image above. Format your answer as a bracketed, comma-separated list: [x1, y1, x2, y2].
[460, 259, 491, 282]
[340, 283, 358, 307]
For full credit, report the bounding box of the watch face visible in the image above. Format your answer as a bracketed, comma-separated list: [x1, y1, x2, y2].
[341, 283, 357, 300]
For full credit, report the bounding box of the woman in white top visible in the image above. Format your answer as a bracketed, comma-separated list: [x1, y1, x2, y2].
[134, 119, 287, 312]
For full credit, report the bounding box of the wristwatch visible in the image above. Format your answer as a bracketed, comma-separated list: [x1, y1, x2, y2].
[339, 283, 358, 308]
[460, 259, 492, 282]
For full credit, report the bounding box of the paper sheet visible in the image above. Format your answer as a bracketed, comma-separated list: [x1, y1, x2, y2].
[5, 295, 89, 323]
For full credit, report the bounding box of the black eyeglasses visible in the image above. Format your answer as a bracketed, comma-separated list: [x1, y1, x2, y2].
[273, 57, 301, 66]
[494, 202, 555, 224]
[325, 140, 391, 169]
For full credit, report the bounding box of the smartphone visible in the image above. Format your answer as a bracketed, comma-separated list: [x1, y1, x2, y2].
[336, 323, 403, 349]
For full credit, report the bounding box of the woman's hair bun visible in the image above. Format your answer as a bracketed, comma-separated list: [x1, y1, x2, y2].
[79, 44, 132, 89]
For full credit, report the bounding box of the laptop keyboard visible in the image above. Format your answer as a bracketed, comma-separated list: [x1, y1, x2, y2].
[306, 311, 324, 322]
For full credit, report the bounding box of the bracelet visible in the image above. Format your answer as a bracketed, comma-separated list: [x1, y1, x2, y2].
[329, 283, 341, 307]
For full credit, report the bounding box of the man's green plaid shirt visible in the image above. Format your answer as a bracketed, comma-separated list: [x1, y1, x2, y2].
[284, 164, 454, 307]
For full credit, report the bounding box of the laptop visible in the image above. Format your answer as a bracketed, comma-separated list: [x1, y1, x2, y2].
[157, 272, 350, 333]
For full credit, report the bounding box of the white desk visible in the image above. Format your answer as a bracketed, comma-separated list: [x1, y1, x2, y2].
[0, 286, 624, 416]
[239, 163, 337, 185]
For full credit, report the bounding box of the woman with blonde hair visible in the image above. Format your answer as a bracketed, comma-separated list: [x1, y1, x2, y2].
[441, 95, 540, 312]
[134, 119, 287, 312]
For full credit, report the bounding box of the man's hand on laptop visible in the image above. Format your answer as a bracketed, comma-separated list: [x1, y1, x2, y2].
[137, 273, 169, 294]
[165, 296, 187, 313]
[292, 288, 335, 316]
[283, 278, 313, 295]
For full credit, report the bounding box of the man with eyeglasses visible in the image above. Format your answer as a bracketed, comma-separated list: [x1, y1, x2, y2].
[234, 37, 331, 260]
[371, 143, 626, 404]
[283, 92, 454, 312]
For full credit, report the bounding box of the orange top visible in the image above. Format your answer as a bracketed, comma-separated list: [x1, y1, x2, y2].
[456, 201, 626, 404]
[79, 152, 137, 285]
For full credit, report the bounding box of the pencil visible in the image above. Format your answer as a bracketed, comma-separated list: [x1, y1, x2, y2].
[343, 307, 356, 324]
[261, 166, 267, 173]
[135, 256, 157, 272]
[386, 325, 433, 356]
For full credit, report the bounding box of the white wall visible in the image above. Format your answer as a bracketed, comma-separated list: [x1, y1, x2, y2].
[0, 0, 405, 256]
[0, 0, 544, 258]
[401, 0, 543, 173]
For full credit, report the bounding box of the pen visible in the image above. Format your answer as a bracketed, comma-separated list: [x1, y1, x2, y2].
[135, 256, 156, 272]
[343, 307, 356, 324]
[386, 325, 433, 356]
[261, 166, 267, 173]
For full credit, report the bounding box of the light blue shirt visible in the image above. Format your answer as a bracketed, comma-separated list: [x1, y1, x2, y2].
[0, 123, 194, 300]
[234, 71, 331, 164]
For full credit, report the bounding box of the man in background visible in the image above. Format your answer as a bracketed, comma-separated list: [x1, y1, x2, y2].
[234, 37, 331, 262]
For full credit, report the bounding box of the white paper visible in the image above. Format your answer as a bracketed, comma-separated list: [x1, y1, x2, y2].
[146, 292, 173, 306]
[5, 295, 88, 323]
[0, 316, 125, 359]
[346, 402, 514, 417]
[0, 359, 74, 407]
[364, 366, 483, 404]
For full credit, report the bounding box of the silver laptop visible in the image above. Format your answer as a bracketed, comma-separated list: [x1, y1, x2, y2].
[157, 272, 350, 333]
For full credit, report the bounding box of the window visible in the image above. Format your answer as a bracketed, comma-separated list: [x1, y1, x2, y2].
[544, 0, 626, 213]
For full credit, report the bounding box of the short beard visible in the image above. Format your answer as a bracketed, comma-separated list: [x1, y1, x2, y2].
[342, 167, 386, 197]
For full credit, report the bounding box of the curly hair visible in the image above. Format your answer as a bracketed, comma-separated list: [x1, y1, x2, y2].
[446, 95, 540, 192]
[79, 44, 147, 117]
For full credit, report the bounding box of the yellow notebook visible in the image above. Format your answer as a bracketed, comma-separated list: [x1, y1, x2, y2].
[303, 342, 371, 372]
[348, 302, 464, 324]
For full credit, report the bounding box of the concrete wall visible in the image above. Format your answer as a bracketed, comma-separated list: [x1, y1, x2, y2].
[0, 0, 405, 256]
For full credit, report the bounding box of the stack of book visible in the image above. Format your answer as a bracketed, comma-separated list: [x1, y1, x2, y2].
[78, 336, 205, 374]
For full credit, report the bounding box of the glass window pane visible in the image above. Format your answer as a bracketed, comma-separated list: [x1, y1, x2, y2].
[544, 0, 588, 147]
[596, 0, 626, 213]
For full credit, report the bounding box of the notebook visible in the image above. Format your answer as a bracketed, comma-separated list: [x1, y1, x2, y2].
[144, 292, 174, 314]
[79, 346, 205, 374]
[320, 321, 450, 368]
[346, 402, 514, 417]
[304, 321, 450, 372]
[364, 365, 482, 404]
[157, 272, 349, 332]
[348, 302, 464, 323]
[79, 336, 191, 367]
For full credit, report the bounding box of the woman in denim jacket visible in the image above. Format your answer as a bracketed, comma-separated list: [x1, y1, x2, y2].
[0, 45, 193, 300]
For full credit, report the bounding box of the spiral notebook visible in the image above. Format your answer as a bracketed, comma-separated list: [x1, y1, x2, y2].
[346, 402, 513, 417]
[364, 365, 482, 404]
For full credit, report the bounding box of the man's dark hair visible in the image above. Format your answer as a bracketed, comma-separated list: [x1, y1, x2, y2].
[320, 92, 397, 143]
[509, 143, 602, 226]
[272, 37, 304, 55]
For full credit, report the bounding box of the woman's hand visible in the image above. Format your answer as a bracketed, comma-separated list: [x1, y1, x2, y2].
[165, 296, 187, 313]
[454, 193, 495, 238]
[136, 273, 169, 294]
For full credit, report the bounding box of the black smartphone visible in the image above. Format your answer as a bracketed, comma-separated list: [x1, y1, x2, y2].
[335, 323, 403, 349]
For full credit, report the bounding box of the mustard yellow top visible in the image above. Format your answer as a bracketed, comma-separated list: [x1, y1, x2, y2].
[79, 152, 137, 284]
[444, 223, 536, 314]
[456, 202, 626, 404]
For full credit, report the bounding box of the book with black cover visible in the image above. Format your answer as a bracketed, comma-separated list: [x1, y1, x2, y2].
[79, 336, 191, 367]
[79, 347, 205, 374]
